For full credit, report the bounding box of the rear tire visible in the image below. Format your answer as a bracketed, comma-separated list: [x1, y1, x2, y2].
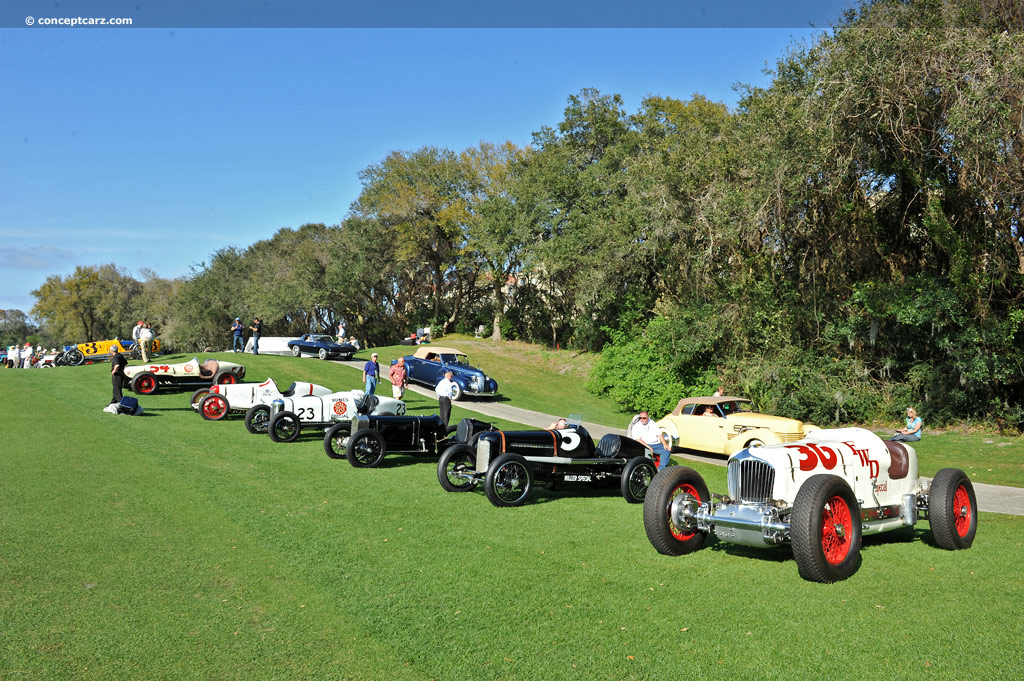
[199, 394, 230, 421]
[791, 475, 862, 583]
[621, 456, 656, 503]
[643, 467, 710, 555]
[484, 453, 533, 507]
[268, 411, 301, 443]
[318, 348, 328, 360]
[929, 468, 978, 550]
[213, 370, 237, 385]
[437, 444, 477, 492]
[190, 388, 210, 410]
[66, 349, 85, 366]
[323, 422, 351, 459]
[291, 345, 301, 357]
[131, 372, 158, 395]
[244, 404, 271, 434]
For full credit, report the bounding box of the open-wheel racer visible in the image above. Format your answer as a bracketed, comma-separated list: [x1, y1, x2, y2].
[325, 416, 494, 468]
[125, 357, 245, 395]
[192, 377, 334, 421]
[438, 417, 657, 507]
[642, 427, 978, 583]
[263, 391, 405, 442]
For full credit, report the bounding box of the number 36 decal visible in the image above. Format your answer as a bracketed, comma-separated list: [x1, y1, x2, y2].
[787, 443, 839, 471]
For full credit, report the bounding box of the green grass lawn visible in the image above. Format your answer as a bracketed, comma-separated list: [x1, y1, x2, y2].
[2, 355, 1022, 680]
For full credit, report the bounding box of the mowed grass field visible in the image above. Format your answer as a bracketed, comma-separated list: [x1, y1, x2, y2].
[2, 353, 1023, 680]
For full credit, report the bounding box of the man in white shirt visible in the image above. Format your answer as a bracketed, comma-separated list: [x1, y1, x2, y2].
[434, 370, 457, 426]
[630, 411, 672, 470]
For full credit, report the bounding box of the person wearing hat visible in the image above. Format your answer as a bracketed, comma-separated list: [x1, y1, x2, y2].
[229, 317, 244, 352]
[434, 369, 457, 426]
[362, 352, 380, 395]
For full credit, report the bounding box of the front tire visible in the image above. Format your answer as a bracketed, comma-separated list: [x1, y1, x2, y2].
[643, 467, 710, 555]
[345, 428, 387, 467]
[929, 468, 978, 550]
[450, 381, 463, 401]
[791, 475, 862, 583]
[323, 422, 351, 459]
[437, 444, 477, 492]
[268, 410, 301, 443]
[199, 394, 230, 421]
[318, 347, 328, 360]
[621, 456, 656, 503]
[244, 404, 271, 434]
[485, 453, 533, 507]
[131, 372, 158, 395]
[190, 388, 210, 410]
[66, 349, 85, 366]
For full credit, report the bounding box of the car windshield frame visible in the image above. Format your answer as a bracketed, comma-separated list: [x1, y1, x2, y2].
[310, 335, 335, 343]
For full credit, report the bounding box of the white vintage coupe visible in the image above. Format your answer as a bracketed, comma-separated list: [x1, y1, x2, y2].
[643, 427, 977, 582]
[125, 358, 246, 395]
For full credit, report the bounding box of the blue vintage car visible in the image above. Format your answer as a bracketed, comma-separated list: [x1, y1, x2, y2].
[397, 345, 499, 400]
[287, 334, 357, 361]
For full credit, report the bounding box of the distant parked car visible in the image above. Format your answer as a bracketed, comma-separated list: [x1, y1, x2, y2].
[287, 334, 357, 360]
[656, 396, 819, 456]
[397, 346, 498, 400]
[124, 357, 245, 395]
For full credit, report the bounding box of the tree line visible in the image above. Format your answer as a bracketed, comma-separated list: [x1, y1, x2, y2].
[25, 1, 1024, 426]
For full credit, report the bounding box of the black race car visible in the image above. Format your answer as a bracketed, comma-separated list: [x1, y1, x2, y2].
[323, 415, 494, 468]
[436, 421, 657, 507]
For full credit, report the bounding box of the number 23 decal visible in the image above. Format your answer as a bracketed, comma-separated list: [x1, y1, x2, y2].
[296, 407, 317, 420]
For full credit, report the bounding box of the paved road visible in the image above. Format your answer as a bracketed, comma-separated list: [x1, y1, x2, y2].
[337, 358, 1024, 516]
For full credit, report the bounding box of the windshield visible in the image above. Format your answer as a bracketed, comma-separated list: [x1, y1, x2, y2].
[719, 400, 755, 415]
[311, 335, 334, 343]
[439, 353, 469, 365]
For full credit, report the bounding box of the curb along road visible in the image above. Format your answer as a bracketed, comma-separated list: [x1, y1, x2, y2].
[334, 357, 1024, 516]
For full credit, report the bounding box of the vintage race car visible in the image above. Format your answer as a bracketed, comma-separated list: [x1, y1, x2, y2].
[397, 345, 498, 400]
[191, 377, 334, 421]
[262, 391, 406, 442]
[287, 334, 357, 361]
[324, 415, 493, 468]
[124, 357, 245, 395]
[438, 420, 657, 507]
[656, 396, 818, 456]
[63, 338, 162, 365]
[642, 427, 978, 583]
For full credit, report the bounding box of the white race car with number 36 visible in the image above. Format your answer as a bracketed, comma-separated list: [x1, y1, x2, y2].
[643, 427, 978, 583]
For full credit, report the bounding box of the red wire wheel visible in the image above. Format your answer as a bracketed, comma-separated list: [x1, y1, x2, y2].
[930, 468, 978, 550]
[131, 372, 158, 395]
[199, 394, 229, 421]
[792, 475, 862, 583]
[643, 467, 710, 556]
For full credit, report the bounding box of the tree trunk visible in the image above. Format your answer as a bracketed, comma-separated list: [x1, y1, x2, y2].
[490, 278, 504, 340]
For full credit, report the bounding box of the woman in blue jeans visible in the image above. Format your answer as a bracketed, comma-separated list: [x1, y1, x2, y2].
[890, 407, 922, 442]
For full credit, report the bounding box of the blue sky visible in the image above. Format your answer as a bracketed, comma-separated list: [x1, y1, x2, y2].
[0, 22, 835, 313]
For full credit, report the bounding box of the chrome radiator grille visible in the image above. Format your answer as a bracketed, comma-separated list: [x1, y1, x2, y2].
[728, 457, 776, 503]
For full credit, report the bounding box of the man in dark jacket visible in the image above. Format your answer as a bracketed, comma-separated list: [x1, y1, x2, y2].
[109, 346, 127, 403]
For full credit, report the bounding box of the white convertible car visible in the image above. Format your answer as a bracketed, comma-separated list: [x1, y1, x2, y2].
[192, 377, 334, 420]
[643, 427, 977, 583]
[126, 358, 246, 395]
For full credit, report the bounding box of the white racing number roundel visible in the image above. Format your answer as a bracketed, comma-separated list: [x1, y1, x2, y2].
[559, 430, 581, 452]
[333, 400, 348, 416]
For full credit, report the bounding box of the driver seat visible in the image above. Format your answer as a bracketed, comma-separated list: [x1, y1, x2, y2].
[356, 394, 380, 414]
[199, 359, 219, 379]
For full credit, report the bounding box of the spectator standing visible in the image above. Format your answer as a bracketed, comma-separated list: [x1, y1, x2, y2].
[229, 317, 244, 352]
[629, 410, 673, 471]
[435, 370, 457, 426]
[388, 357, 408, 399]
[362, 353, 380, 395]
[139, 322, 154, 362]
[890, 407, 923, 442]
[109, 346, 127, 403]
[131, 321, 144, 353]
[249, 317, 262, 355]
[22, 342, 34, 368]
[336, 321, 346, 343]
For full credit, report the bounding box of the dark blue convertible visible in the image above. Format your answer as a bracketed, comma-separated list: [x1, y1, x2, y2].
[397, 345, 499, 400]
[287, 334, 357, 361]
